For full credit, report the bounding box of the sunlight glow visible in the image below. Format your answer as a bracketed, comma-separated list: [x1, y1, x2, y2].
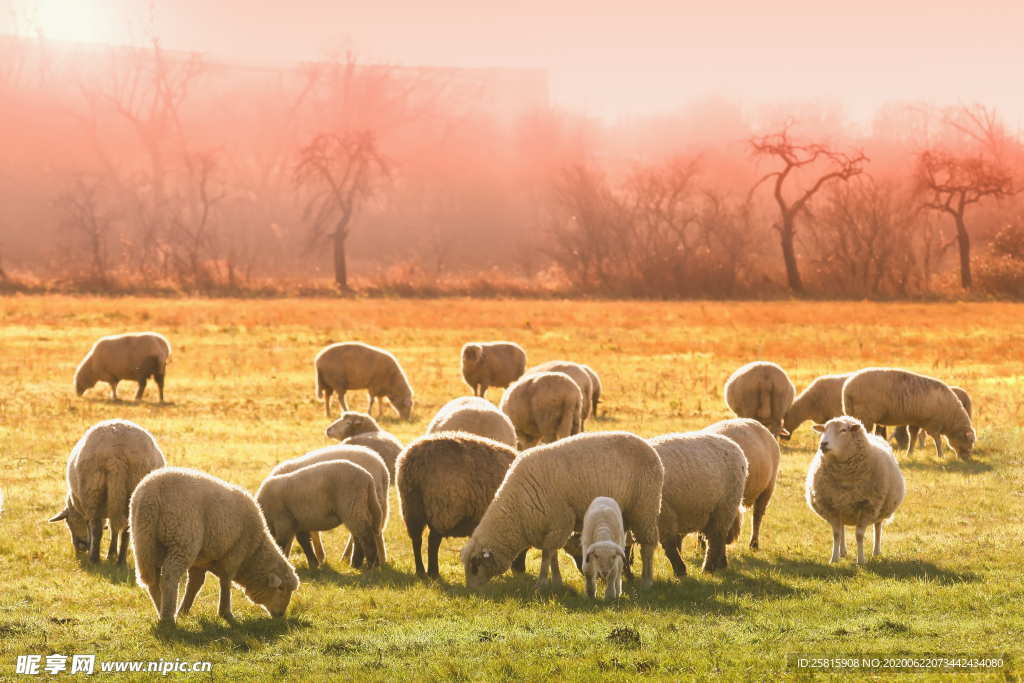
[31, 0, 116, 44]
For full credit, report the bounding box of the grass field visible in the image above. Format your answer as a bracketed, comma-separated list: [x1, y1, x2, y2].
[1, 296, 1022, 680]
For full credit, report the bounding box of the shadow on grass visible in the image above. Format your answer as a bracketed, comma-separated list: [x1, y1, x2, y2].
[76, 555, 136, 585]
[863, 558, 980, 584]
[898, 456, 993, 475]
[296, 563, 419, 590]
[739, 555, 979, 585]
[152, 613, 309, 647]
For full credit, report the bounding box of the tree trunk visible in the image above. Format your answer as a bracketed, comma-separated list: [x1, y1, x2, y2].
[955, 214, 972, 289]
[333, 228, 349, 291]
[779, 215, 804, 294]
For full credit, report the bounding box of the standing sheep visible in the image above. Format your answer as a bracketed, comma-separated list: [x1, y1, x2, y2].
[647, 432, 746, 576]
[461, 342, 527, 397]
[842, 368, 976, 460]
[325, 411, 404, 479]
[315, 342, 414, 420]
[724, 361, 795, 438]
[499, 371, 582, 449]
[396, 432, 526, 579]
[130, 467, 299, 625]
[703, 418, 780, 550]
[461, 431, 664, 590]
[580, 497, 626, 600]
[782, 373, 850, 438]
[49, 419, 166, 564]
[893, 385, 973, 451]
[806, 416, 905, 564]
[524, 361, 594, 425]
[426, 396, 518, 448]
[74, 332, 171, 402]
[256, 460, 386, 569]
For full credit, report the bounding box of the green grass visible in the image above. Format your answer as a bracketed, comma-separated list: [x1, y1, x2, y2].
[1, 296, 1022, 680]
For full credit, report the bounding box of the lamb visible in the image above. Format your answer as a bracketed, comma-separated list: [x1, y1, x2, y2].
[806, 416, 905, 564]
[426, 396, 518, 448]
[524, 360, 594, 425]
[703, 418, 780, 549]
[723, 361, 796, 438]
[580, 497, 626, 600]
[256, 460, 386, 569]
[461, 342, 527, 397]
[315, 342, 414, 420]
[782, 373, 850, 438]
[130, 467, 300, 625]
[396, 432, 526, 578]
[270, 444, 389, 568]
[842, 368, 976, 460]
[647, 432, 746, 576]
[325, 411, 403, 480]
[49, 419, 166, 564]
[582, 364, 602, 418]
[893, 385, 973, 451]
[74, 332, 171, 402]
[461, 431, 664, 590]
[499, 371, 582, 449]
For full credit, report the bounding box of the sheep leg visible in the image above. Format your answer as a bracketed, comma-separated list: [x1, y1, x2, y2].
[106, 525, 120, 562]
[351, 539, 365, 568]
[177, 567, 206, 616]
[339, 391, 349, 412]
[155, 370, 165, 403]
[296, 532, 319, 568]
[607, 566, 621, 600]
[426, 530, 443, 578]
[311, 532, 325, 564]
[134, 377, 147, 401]
[407, 520, 427, 577]
[88, 517, 104, 564]
[585, 572, 596, 599]
[639, 543, 655, 588]
[906, 429, 917, 457]
[830, 522, 844, 563]
[116, 529, 130, 564]
[855, 526, 866, 564]
[322, 387, 333, 417]
[158, 556, 188, 624]
[341, 536, 355, 565]
[873, 522, 883, 557]
[217, 575, 235, 622]
[110, 381, 119, 401]
[839, 526, 847, 558]
[751, 488, 772, 550]
[917, 430, 927, 448]
[511, 550, 527, 574]
[930, 431, 944, 459]
[662, 535, 687, 577]
[549, 550, 563, 588]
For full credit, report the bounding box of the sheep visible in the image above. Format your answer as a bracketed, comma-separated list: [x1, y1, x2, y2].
[580, 496, 626, 600]
[461, 431, 664, 590]
[806, 416, 905, 564]
[74, 332, 171, 402]
[461, 341, 527, 397]
[396, 432, 526, 579]
[130, 467, 300, 625]
[49, 419, 166, 564]
[842, 368, 976, 460]
[426, 396, 518, 448]
[499, 371, 582, 449]
[315, 342, 414, 420]
[270, 444, 389, 568]
[782, 373, 850, 439]
[703, 418, 780, 550]
[893, 385, 973, 451]
[325, 411, 403, 480]
[723, 361, 796, 438]
[582, 364, 602, 418]
[524, 360, 594, 425]
[647, 432, 746, 576]
[256, 460, 386, 569]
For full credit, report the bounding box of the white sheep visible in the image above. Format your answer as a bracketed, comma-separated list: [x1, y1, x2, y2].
[806, 416, 905, 564]
[315, 342, 414, 420]
[325, 411, 403, 480]
[461, 342, 527, 397]
[130, 467, 300, 625]
[782, 373, 850, 438]
[461, 431, 664, 590]
[50, 419, 166, 564]
[499, 371, 582, 449]
[580, 496, 626, 600]
[724, 361, 795, 438]
[894, 385, 973, 451]
[524, 360, 594, 425]
[426, 396, 517, 448]
[842, 367, 976, 460]
[74, 332, 171, 402]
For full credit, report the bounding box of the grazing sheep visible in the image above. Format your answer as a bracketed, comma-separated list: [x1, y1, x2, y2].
[49, 419, 166, 564]
[524, 361, 594, 425]
[806, 416, 905, 564]
[782, 373, 850, 438]
[842, 368, 976, 460]
[582, 364, 602, 418]
[426, 396, 518, 448]
[256, 460, 386, 569]
[461, 342, 527, 397]
[648, 432, 746, 576]
[325, 411, 403, 479]
[315, 342, 414, 420]
[130, 467, 299, 625]
[396, 432, 526, 578]
[703, 418, 780, 549]
[499, 371, 582, 449]
[270, 444, 389, 568]
[580, 496, 626, 600]
[461, 431, 664, 590]
[74, 332, 171, 402]
[724, 361, 796, 438]
[893, 385, 973, 451]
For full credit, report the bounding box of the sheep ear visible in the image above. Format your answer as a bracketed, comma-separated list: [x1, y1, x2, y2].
[847, 423, 862, 433]
[49, 508, 69, 522]
[812, 424, 826, 433]
[267, 574, 282, 588]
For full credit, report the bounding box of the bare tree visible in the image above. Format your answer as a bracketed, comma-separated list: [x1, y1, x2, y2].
[749, 126, 869, 294]
[294, 131, 389, 290]
[56, 175, 114, 284]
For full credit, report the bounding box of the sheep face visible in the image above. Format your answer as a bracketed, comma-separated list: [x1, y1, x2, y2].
[948, 428, 976, 460]
[74, 365, 96, 396]
[391, 395, 414, 421]
[244, 573, 298, 618]
[462, 344, 483, 369]
[813, 417, 866, 461]
[49, 503, 90, 553]
[583, 542, 625, 583]
[461, 542, 502, 588]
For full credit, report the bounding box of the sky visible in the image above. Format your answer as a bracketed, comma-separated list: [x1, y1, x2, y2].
[4, 0, 1023, 125]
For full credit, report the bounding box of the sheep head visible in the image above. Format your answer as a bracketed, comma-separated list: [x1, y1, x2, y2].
[49, 499, 90, 553]
[813, 416, 866, 461]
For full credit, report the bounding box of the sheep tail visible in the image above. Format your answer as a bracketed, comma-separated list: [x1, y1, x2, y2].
[558, 400, 578, 438]
[315, 366, 326, 399]
[105, 460, 129, 532]
[757, 380, 773, 422]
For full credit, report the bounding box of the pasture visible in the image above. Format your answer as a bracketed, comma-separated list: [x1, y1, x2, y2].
[0, 296, 1021, 679]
